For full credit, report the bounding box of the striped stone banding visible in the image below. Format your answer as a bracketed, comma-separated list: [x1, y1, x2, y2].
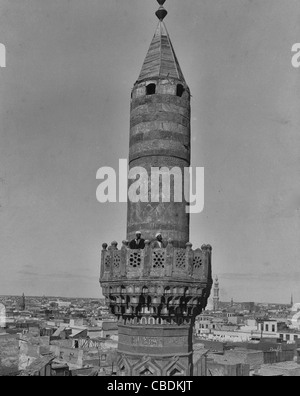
[129, 130, 190, 147]
[131, 94, 190, 111]
[130, 121, 189, 137]
[129, 147, 190, 163]
[130, 102, 190, 119]
[129, 155, 189, 168]
[127, 223, 189, 234]
[130, 111, 190, 129]
[129, 152, 190, 165]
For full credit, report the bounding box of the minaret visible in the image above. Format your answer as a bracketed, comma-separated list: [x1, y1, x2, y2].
[20, 293, 26, 311]
[127, 0, 190, 248]
[213, 277, 220, 312]
[100, 1, 213, 376]
[291, 294, 294, 308]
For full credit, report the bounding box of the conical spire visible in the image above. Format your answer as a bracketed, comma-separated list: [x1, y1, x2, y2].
[137, 2, 186, 83]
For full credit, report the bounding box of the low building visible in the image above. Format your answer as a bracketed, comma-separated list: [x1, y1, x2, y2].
[0, 334, 19, 376]
[224, 349, 264, 373]
[102, 321, 118, 339]
[206, 354, 250, 376]
[253, 362, 300, 377]
[20, 355, 55, 377]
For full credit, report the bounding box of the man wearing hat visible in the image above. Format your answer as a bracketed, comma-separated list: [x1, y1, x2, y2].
[151, 232, 168, 249]
[129, 231, 145, 250]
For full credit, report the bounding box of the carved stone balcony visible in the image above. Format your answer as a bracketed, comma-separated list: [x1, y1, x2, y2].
[100, 240, 213, 322]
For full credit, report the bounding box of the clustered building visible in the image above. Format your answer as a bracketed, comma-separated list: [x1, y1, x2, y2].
[0, 294, 118, 376]
[192, 278, 300, 376]
[1, 290, 300, 376]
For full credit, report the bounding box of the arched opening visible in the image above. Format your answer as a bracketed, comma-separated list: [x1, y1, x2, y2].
[120, 365, 126, 377]
[146, 83, 156, 95]
[164, 287, 171, 295]
[170, 367, 182, 376]
[176, 84, 185, 97]
[140, 367, 154, 376]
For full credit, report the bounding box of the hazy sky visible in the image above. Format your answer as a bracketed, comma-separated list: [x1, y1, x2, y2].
[0, 0, 299, 302]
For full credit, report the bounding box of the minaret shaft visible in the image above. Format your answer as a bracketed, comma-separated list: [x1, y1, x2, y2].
[127, 20, 190, 247]
[127, 77, 191, 247]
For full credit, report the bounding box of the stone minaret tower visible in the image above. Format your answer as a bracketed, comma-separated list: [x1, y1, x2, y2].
[213, 276, 220, 312]
[100, 1, 212, 376]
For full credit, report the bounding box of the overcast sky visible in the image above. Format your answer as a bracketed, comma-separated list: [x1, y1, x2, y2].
[0, 0, 299, 303]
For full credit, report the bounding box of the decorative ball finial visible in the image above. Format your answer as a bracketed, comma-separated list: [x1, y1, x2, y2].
[156, 0, 168, 21]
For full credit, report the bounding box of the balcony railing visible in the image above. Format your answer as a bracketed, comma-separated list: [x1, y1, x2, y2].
[100, 240, 212, 283]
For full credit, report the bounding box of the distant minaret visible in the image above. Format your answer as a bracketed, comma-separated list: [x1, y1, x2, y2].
[20, 293, 26, 311]
[231, 298, 234, 308]
[213, 276, 220, 311]
[291, 294, 294, 308]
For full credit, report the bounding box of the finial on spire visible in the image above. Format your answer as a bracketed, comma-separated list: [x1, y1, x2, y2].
[156, 0, 168, 21]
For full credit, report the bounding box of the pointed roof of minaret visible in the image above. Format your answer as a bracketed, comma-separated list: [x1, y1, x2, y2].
[137, 2, 186, 83]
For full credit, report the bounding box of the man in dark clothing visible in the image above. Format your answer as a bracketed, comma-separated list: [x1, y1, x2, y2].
[129, 231, 145, 250]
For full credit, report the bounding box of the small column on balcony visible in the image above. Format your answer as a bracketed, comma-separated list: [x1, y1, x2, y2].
[186, 242, 193, 276]
[121, 240, 128, 277]
[143, 240, 151, 277]
[166, 239, 173, 277]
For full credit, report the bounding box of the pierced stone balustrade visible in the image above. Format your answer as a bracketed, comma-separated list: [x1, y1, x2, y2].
[100, 239, 212, 321]
[100, 239, 212, 283]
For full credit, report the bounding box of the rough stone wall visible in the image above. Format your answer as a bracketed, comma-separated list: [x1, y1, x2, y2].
[225, 349, 264, 371]
[50, 345, 84, 369]
[207, 360, 250, 377]
[19, 334, 50, 371]
[0, 335, 19, 375]
[116, 323, 194, 376]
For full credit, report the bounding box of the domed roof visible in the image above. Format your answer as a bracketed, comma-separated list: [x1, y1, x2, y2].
[291, 303, 300, 312]
[291, 311, 300, 328]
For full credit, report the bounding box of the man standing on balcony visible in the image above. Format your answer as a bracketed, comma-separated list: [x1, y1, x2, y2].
[152, 232, 168, 249]
[129, 231, 145, 250]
